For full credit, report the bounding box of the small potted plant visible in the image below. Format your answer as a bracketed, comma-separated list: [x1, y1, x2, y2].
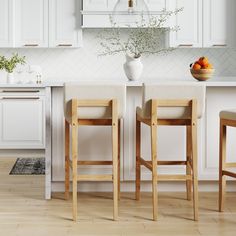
[97, 9, 182, 81]
[0, 53, 26, 84]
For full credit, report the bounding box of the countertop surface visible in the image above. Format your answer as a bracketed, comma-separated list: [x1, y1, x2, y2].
[1, 76, 236, 87]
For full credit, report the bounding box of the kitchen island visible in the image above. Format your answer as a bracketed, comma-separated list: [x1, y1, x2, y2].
[1, 77, 236, 198]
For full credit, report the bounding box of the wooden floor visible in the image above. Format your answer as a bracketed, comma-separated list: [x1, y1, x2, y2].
[0, 158, 236, 236]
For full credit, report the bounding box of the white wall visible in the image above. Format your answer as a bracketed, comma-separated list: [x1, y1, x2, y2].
[0, 30, 236, 82]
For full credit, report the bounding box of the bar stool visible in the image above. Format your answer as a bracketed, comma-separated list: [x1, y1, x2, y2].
[219, 109, 236, 212]
[135, 83, 206, 221]
[64, 82, 126, 221]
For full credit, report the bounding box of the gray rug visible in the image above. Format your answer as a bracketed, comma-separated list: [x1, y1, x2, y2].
[9, 158, 45, 175]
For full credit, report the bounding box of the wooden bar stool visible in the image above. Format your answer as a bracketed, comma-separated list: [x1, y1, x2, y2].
[135, 83, 206, 221]
[64, 82, 126, 222]
[219, 109, 236, 212]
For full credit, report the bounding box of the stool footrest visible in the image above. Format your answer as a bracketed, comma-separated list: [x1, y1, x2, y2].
[78, 161, 113, 165]
[222, 170, 236, 178]
[158, 175, 192, 181]
[77, 174, 113, 181]
[225, 162, 236, 168]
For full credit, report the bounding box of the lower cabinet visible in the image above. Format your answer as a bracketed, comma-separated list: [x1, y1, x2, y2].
[0, 88, 45, 149]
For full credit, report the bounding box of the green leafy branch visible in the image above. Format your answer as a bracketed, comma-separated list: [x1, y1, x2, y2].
[97, 8, 183, 58]
[0, 53, 26, 73]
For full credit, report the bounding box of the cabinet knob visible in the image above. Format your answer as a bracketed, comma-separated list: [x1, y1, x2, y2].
[178, 44, 193, 47]
[24, 44, 39, 47]
[57, 44, 73, 47]
[212, 44, 227, 47]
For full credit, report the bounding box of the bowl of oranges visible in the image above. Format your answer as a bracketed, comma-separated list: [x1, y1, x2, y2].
[190, 57, 214, 81]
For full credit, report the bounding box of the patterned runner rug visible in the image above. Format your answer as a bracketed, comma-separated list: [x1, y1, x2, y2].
[9, 158, 45, 175]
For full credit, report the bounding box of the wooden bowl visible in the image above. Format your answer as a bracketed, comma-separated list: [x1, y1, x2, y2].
[190, 69, 215, 81]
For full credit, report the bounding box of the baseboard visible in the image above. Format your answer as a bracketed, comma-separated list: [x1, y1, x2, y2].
[52, 180, 236, 192]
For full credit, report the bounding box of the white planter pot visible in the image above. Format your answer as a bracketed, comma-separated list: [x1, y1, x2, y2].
[7, 73, 15, 84]
[123, 55, 143, 81]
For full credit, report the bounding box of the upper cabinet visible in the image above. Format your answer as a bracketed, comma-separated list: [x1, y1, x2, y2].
[170, 0, 202, 48]
[203, 0, 236, 48]
[15, 0, 48, 48]
[82, 0, 172, 28]
[49, 0, 82, 48]
[0, 0, 13, 47]
[83, 0, 116, 11]
[0, 0, 82, 48]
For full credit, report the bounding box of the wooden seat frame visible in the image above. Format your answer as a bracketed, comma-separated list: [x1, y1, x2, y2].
[219, 118, 236, 212]
[135, 99, 199, 221]
[64, 99, 120, 221]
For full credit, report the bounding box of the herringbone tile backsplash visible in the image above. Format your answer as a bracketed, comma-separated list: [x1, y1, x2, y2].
[0, 30, 236, 82]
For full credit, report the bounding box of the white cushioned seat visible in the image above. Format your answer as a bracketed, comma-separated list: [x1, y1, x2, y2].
[64, 82, 126, 121]
[138, 82, 206, 119]
[220, 109, 236, 121]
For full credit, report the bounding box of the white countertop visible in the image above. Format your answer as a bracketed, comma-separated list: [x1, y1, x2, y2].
[1, 76, 236, 87]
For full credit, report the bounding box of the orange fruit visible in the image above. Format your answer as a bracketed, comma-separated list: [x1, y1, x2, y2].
[198, 57, 209, 67]
[204, 63, 213, 69]
[193, 63, 201, 70]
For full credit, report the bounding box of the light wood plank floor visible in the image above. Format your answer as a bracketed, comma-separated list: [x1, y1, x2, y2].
[0, 158, 236, 236]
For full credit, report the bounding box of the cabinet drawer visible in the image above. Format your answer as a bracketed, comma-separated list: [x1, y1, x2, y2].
[0, 88, 45, 96]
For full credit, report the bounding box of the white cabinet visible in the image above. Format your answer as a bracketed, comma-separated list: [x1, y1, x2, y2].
[0, 89, 45, 149]
[0, 0, 13, 47]
[203, 0, 236, 48]
[0, 0, 82, 48]
[83, 0, 116, 11]
[82, 0, 171, 28]
[170, 0, 202, 48]
[15, 0, 49, 48]
[49, 0, 82, 48]
[145, 0, 169, 11]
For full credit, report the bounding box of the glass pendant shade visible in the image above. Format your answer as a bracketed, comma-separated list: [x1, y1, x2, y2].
[112, 0, 150, 26]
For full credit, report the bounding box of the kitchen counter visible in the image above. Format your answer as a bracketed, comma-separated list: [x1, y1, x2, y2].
[1, 76, 236, 88]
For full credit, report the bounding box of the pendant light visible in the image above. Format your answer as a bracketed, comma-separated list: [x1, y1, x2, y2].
[112, 0, 150, 26]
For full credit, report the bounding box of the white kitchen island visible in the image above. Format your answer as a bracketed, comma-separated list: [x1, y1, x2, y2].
[50, 77, 236, 196]
[1, 77, 236, 199]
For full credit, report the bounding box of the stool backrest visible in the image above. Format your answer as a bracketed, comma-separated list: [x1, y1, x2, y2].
[142, 83, 206, 119]
[64, 82, 126, 120]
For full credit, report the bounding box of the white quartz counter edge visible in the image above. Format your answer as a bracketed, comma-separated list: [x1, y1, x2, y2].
[1, 77, 236, 87]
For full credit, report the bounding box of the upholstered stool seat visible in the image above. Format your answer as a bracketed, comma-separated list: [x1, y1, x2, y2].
[135, 83, 206, 221]
[220, 109, 236, 121]
[64, 82, 126, 221]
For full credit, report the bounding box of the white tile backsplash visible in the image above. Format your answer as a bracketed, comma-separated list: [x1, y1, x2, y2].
[1, 29, 236, 82]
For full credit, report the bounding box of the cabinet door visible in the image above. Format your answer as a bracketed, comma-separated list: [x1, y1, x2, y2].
[0, 96, 45, 149]
[145, 0, 170, 11]
[0, 0, 13, 47]
[15, 0, 48, 48]
[49, 0, 82, 48]
[203, 0, 236, 48]
[83, 0, 116, 11]
[170, 0, 202, 48]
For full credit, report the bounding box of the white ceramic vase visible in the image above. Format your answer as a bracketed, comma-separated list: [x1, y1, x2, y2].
[123, 54, 143, 81]
[7, 72, 14, 84]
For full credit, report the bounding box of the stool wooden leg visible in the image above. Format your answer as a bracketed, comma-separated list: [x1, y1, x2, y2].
[136, 114, 141, 201]
[219, 120, 226, 212]
[151, 100, 158, 221]
[65, 120, 70, 200]
[72, 124, 78, 222]
[186, 126, 192, 201]
[112, 100, 118, 221]
[151, 122, 158, 221]
[118, 120, 121, 201]
[191, 118, 198, 221]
